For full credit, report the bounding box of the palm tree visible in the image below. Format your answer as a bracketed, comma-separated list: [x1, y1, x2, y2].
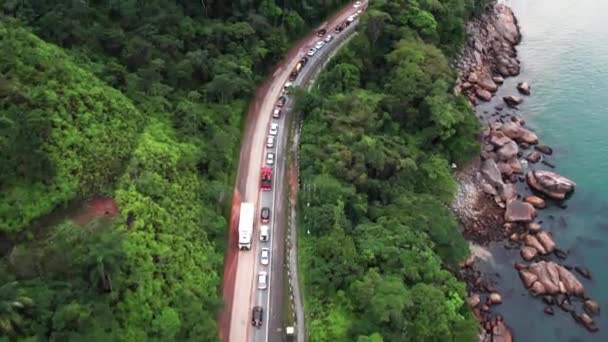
[0, 281, 33, 336]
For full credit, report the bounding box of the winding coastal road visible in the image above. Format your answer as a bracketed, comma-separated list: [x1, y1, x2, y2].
[219, 2, 367, 342]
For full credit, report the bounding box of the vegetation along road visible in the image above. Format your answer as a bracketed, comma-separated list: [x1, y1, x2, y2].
[293, 0, 493, 340]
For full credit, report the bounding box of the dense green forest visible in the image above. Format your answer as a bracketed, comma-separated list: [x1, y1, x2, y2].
[297, 0, 490, 340]
[0, 0, 351, 339]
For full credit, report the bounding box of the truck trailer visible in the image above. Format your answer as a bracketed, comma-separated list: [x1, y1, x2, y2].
[238, 202, 254, 250]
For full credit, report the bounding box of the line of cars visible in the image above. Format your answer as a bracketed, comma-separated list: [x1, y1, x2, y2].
[253, 1, 367, 329]
[254, 54, 296, 331]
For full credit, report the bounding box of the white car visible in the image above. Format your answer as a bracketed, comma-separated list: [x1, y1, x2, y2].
[324, 34, 334, 43]
[347, 15, 355, 23]
[356, 9, 363, 15]
[272, 108, 281, 118]
[258, 271, 268, 290]
[354, 1, 361, 8]
[315, 41, 326, 50]
[260, 225, 269, 241]
[266, 152, 275, 165]
[269, 122, 279, 136]
[260, 247, 270, 266]
[307, 47, 317, 56]
[266, 136, 275, 148]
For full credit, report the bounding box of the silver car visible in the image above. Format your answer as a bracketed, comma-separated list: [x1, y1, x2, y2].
[266, 136, 275, 148]
[260, 247, 270, 266]
[307, 47, 317, 56]
[258, 271, 268, 290]
[269, 122, 279, 136]
[315, 41, 325, 49]
[272, 108, 281, 118]
[266, 152, 275, 165]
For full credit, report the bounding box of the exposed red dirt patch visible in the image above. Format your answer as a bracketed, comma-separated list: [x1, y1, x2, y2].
[71, 197, 118, 226]
[218, 191, 241, 342]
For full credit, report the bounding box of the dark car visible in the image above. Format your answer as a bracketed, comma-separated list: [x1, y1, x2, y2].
[261, 207, 270, 223]
[299, 56, 309, 66]
[276, 96, 287, 107]
[252, 306, 263, 327]
[316, 28, 327, 37]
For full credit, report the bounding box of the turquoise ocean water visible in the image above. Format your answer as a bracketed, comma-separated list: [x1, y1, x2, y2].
[474, 0, 608, 340]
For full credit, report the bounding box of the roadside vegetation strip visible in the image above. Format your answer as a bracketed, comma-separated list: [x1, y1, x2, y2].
[294, 0, 493, 340]
[284, 18, 362, 342]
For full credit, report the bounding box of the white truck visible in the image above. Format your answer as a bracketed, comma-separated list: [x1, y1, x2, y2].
[238, 202, 254, 250]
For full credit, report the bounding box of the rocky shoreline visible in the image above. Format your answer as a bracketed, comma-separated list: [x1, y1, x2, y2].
[452, 2, 599, 339]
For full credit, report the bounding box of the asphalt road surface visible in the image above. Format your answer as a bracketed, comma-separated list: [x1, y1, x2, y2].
[222, 2, 368, 342]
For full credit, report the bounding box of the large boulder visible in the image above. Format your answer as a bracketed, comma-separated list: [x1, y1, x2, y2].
[492, 320, 513, 342]
[508, 158, 523, 174]
[530, 281, 546, 296]
[489, 292, 503, 305]
[476, 88, 493, 101]
[521, 246, 538, 261]
[489, 131, 512, 147]
[478, 74, 498, 92]
[499, 122, 539, 144]
[481, 179, 498, 196]
[519, 268, 538, 287]
[577, 313, 599, 332]
[536, 231, 556, 253]
[494, 4, 521, 45]
[467, 294, 481, 308]
[497, 162, 513, 177]
[529, 262, 560, 294]
[500, 183, 517, 203]
[517, 82, 531, 95]
[557, 265, 585, 296]
[505, 200, 536, 222]
[524, 195, 546, 209]
[523, 234, 547, 255]
[482, 159, 504, 188]
[503, 95, 523, 107]
[584, 300, 600, 316]
[525, 261, 585, 298]
[468, 72, 479, 83]
[498, 140, 518, 161]
[526, 171, 576, 200]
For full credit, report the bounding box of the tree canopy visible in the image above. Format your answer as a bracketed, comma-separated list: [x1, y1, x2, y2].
[299, 0, 489, 340]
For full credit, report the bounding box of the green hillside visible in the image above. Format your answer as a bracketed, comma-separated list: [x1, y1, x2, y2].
[0, 21, 145, 232]
[0, 0, 353, 339]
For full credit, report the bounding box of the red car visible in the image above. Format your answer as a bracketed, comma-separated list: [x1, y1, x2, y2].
[316, 28, 327, 37]
[261, 167, 272, 190]
[261, 207, 270, 223]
